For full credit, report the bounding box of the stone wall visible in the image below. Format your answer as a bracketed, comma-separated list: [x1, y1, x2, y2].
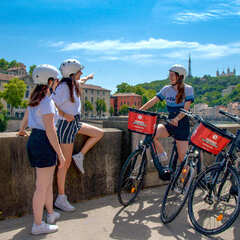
[1, 118, 240, 219]
[0, 129, 122, 219]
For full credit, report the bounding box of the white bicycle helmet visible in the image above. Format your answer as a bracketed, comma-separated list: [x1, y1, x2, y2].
[169, 64, 187, 80]
[59, 59, 84, 78]
[32, 64, 59, 85]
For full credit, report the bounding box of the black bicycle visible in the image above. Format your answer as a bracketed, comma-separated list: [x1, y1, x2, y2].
[160, 109, 203, 223]
[188, 110, 240, 235]
[117, 108, 180, 206]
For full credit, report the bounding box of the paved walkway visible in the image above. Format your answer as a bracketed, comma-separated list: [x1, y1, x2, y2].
[0, 186, 239, 240]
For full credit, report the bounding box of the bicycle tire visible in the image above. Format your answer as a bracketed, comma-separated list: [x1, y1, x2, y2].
[117, 148, 147, 206]
[161, 153, 195, 223]
[188, 163, 240, 235]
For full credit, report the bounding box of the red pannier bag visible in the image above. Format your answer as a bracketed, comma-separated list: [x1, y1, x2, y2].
[190, 122, 233, 155]
[128, 108, 158, 135]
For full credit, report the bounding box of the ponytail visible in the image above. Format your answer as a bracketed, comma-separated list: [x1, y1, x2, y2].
[175, 74, 185, 104]
[28, 84, 48, 107]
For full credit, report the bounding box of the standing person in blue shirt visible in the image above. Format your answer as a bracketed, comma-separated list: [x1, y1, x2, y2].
[18, 65, 66, 235]
[52, 59, 104, 212]
[140, 65, 194, 168]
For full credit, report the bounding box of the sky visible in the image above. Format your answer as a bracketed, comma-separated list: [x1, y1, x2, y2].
[1, 0, 240, 92]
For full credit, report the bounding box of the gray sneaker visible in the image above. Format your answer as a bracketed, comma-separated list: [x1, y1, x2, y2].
[31, 221, 58, 235]
[55, 195, 76, 212]
[72, 152, 85, 174]
[47, 211, 61, 224]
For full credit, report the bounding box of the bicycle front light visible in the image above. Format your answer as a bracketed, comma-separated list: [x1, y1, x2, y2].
[193, 150, 199, 158]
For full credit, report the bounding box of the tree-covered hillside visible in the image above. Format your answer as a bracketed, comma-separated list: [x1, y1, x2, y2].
[135, 75, 240, 106]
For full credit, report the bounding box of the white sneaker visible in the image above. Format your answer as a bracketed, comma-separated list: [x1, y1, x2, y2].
[72, 152, 85, 174]
[47, 211, 61, 224]
[55, 195, 76, 212]
[31, 221, 58, 235]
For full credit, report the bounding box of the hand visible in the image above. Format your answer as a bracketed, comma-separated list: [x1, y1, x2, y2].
[87, 73, 94, 80]
[64, 113, 75, 122]
[58, 153, 66, 169]
[52, 79, 59, 91]
[17, 130, 28, 136]
[170, 118, 179, 127]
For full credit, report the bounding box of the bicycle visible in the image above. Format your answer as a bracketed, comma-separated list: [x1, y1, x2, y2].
[117, 108, 180, 207]
[188, 110, 240, 235]
[160, 109, 205, 224]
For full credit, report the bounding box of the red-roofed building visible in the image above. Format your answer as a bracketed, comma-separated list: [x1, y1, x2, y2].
[111, 93, 142, 115]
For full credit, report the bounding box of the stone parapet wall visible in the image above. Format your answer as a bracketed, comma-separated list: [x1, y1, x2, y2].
[0, 129, 122, 219]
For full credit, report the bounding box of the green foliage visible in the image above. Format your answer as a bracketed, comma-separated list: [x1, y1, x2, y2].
[29, 65, 37, 76]
[95, 99, 106, 116]
[84, 100, 93, 115]
[1, 78, 27, 115]
[115, 82, 166, 112]
[0, 58, 21, 71]
[109, 106, 114, 116]
[119, 104, 129, 115]
[0, 102, 8, 132]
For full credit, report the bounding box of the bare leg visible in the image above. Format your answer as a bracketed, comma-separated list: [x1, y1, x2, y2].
[153, 124, 169, 154]
[57, 144, 74, 195]
[176, 140, 188, 162]
[33, 166, 55, 225]
[77, 123, 104, 155]
[45, 166, 56, 214]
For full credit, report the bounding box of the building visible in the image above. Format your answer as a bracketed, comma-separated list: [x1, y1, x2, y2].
[188, 54, 192, 78]
[216, 67, 236, 77]
[0, 66, 35, 118]
[111, 93, 142, 115]
[81, 84, 111, 118]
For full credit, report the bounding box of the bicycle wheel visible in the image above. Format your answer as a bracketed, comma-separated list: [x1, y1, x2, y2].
[117, 149, 147, 206]
[188, 163, 240, 235]
[161, 153, 195, 223]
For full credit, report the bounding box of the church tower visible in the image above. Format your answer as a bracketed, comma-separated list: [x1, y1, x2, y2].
[188, 54, 192, 77]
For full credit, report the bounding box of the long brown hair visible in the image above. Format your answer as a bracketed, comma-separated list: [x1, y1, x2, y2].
[175, 73, 185, 104]
[58, 76, 81, 103]
[28, 84, 48, 107]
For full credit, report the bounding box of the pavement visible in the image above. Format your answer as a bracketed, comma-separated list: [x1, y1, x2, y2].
[0, 186, 239, 240]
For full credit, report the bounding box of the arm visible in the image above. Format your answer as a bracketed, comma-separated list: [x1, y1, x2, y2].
[43, 113, 65, 168]
[170, 101, 192, 126]
[79, 73, 94, 84]
[18, 109, 29, 136]
[140, 96, 159, 111]
[55, 104, 75, 122]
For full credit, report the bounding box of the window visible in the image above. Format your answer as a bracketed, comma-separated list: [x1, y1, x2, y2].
[85, 89, 88, 93]
[91, 97, 93, 103]
[85, 96, 88, 101]
[25, 90, 29, 98]
[103, 91, 105, 95]
[91, 89, 93, 94]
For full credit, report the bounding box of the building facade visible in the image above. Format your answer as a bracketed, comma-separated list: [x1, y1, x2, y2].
[216, 67, 236, 77]
[0, 64, 35, 118]
[81, 84, 111, 118]
[111, 93, 142, 115]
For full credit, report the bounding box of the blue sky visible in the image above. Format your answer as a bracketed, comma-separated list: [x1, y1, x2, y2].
[1, 0, 240, 92]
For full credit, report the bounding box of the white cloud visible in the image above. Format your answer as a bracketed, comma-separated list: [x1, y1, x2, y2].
[173, 0, 240, 23]
[49, 38, 240, 63]
[48, 41, 65, 47]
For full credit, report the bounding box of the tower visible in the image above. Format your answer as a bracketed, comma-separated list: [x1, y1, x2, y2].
[216, 69, 219, 77]
[188, 54, 192, 77]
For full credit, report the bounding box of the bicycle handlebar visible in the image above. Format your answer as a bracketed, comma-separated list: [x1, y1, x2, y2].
[179, 108, 203, 122]
[219, 110, 240, 123]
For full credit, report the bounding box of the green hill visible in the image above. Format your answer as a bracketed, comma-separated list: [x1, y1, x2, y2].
[135, 75, 240, 106]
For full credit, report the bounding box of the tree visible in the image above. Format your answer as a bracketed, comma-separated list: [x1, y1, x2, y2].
[95, 99, 106, 117]
[1, 78, 27, 116]
[119, 104, 129, 115]
[84, 100, 93, 117]
[0, 102, 8, 132]
[116, 82, 134, 93]
[109, 106, 114, 116]
[29, 65, 37, 76]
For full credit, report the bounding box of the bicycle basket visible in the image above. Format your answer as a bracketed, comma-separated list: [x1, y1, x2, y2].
[128, 108, 158, 135]
[190, 121, 233, 155]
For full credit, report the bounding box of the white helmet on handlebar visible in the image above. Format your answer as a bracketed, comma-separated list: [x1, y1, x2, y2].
[169, 64, 187, 81]
[59, 59, 84, 78]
